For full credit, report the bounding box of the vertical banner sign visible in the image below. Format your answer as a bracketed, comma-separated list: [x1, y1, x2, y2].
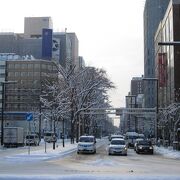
[42, 28, 53, 60]
[158, 53, 167, 87]
[52, 38, 60, 61]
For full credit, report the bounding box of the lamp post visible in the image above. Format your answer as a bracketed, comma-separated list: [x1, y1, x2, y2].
[158, 41, 180, 46]
[143, 78, 158, 141]
[1, 81, 17, 146]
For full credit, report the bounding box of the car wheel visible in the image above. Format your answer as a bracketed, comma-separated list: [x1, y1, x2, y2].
[136, 150, 139, 154]
[77, 151, 79, 154]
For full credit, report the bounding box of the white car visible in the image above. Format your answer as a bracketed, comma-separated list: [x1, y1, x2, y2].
[25, 134, 40, 146]
[108, 138, 127, 155]
[77, 135, 96, 154]
[44, 132, 57, 143]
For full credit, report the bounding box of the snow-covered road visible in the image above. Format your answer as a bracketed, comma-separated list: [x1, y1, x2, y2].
[0, 138, 180, 179]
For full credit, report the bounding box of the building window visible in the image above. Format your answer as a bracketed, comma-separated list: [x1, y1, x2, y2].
[48, 65, 52, 71]
[42, 64, 46, 69]
[15, 64, 21, 69]
[28, 72, 33, 76]
[0, 65, 6, 69]
[8, 72, 14, 77]
[28, 64, 33, 69]
[34, 72, 40, 77]
[8, 64, 14, 69]
[21, 72, 26, 77]
[15, 72, 20, 77]
[21, 64, 28, 69]
[34, 64, 40, 69]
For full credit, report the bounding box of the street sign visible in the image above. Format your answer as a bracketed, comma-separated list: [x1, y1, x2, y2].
[26, 113, 33, 121]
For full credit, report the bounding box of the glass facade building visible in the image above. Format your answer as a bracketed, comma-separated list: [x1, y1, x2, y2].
[144, 0, 170, 108]
[155, 0, 180, 107]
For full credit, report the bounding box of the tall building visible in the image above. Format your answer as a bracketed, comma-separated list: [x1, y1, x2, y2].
[131, 76, 144, 96]
[144, 0, 170, 108]
[24, 17, 53, 38]
[155, 0, 180, 107]
[0, 17, 79, 71]
[154, 0, 180, 145]
[0, 58, 58, 132]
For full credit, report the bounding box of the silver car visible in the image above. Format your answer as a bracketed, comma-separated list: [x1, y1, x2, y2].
[108, 138, 127, 155]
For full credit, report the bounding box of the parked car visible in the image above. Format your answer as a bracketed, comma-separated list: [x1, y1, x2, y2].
[44, 132, 57, 143]
[77, 135, 96, 154]
[108, 138, 127, 155]
[25, 134, 40, 146]
[135, 139, 153, 154]
[134, 138, 145, 151]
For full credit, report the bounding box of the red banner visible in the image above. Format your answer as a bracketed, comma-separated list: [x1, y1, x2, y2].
[158, 53, 167, 87]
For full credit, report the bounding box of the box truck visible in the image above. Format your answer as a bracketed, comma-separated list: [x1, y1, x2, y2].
[3, 127, 24, 147]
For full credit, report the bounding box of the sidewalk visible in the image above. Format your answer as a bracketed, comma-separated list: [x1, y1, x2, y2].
[154, 145, 180, 160]
[0, 139, 78, 163]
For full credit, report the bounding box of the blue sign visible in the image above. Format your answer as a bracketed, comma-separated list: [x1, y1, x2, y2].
[26, 113, 33, 121]
[42, 28, 53, 60]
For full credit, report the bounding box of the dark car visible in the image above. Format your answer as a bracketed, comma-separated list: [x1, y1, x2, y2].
[134, 138, 144, 151]
[135, 140, 153, 154]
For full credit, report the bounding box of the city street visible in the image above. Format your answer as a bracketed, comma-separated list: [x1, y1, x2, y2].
[0, 138, 180, 179]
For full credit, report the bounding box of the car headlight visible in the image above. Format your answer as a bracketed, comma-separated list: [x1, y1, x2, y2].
[125, 147, 127, 150]
[149, 146, 153, 149]
[138, 146, 143, 149]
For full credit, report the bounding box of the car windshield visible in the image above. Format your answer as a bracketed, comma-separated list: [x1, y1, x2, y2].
[26, 135, 36, 139]
[79, 137, 94, 142]
[111, 140, 125, 145]
[44, 133, 56, 136]
[138, 140, 152, 145]
[112, 136, 123, 139]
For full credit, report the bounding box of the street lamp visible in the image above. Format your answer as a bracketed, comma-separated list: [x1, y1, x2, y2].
[158, 41, 180, 46]
[143, 78, 158, 141]
[1, 81, 17, 146]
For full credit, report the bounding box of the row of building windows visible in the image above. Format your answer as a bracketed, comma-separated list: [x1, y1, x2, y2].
[8, 63, 57, 71]
[8, 72, 41, 77]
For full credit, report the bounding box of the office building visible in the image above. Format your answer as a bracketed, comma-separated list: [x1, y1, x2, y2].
[144, 0, 170, 108]
[0, 58, 58, 131]
[0, 17, 79, 71]
[24, 17, 53, 38]
[155, 0, 180, 107]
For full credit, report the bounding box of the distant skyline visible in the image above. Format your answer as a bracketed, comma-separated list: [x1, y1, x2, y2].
[0, 0, 145, 108]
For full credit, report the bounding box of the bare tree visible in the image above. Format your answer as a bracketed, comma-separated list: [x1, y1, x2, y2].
[40, 62, 115, 142]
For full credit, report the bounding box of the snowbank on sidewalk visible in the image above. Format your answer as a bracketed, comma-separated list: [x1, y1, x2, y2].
[2, 142, 77, 163]
[154, 146, 180, 159]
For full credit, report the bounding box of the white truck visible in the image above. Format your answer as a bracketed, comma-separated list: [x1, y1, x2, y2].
[125, 131, 139, 147]
[3, 127, 24, 147]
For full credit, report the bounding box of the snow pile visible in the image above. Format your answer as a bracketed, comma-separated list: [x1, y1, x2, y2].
[154, 146, 180, 159]
[3, 143, 77, 163]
